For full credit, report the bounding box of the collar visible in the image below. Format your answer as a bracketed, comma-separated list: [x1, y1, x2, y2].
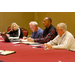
[34, 27, 40, 32]
[60, 31, 67, 38]
[46, 24, 52, 30]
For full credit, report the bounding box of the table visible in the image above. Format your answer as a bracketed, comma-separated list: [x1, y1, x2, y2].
[0, 37, 75, 62]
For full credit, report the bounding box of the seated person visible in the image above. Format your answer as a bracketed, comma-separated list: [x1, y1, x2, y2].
[26, 17, 57, 44]
[44, 23, 75, 51]
[6, 22, 23, 38]
[24, 21, 43, 39]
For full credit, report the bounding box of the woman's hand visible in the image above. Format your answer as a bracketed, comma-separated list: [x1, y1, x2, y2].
[6, 34, 10, 37]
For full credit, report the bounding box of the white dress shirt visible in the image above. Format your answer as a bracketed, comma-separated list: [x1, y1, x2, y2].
[47, 31, 75, 51]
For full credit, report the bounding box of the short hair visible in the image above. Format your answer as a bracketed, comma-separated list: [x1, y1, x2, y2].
[45, 17, 52, 23]
[29, 21, 38, 26]
[11, 22, 20, 31]
[57, 23, 67, 31]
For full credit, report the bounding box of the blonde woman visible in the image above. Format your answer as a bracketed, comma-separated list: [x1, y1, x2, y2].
[6, 22, 23, 38]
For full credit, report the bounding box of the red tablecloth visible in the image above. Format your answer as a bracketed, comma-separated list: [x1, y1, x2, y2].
[0, 37, 75, 62]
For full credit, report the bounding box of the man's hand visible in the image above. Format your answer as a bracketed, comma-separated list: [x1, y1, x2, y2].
[44, 43, 52, 50]
[47, 44, 52, 49]
[27, 38, 34, 42]
[23, 36, 27, 40]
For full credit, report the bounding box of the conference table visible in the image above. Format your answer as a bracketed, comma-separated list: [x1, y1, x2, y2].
[0, 36, 75, 62]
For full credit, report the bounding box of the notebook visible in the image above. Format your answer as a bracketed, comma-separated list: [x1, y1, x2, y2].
[0, 50, 16, 55]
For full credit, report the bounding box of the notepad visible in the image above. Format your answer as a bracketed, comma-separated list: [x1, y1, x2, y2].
[21, 42, 41, 45]
[0, 50, 16, 55]
[20, 39, 27, 42]
[21, 42, 35, 45]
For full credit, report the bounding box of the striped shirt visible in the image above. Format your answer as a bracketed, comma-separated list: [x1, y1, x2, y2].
[34, 24, 57, 43]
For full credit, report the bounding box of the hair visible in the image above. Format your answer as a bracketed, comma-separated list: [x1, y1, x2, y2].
[45, 17, 52, 23]
[29, 21, 38, 26]
[11, 22, 20, 31]
[57, 23, 67, 31]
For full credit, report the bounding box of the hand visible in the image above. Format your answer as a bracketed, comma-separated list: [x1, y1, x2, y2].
[2, 32, 6, 34]
[44, 43, 52, 50]
[23, 36, 27, 40]
[47, 44, 52, 49]
[6, 34, 10, 37]
[43, 43, 48, 50]
[27, 38, 34, 42]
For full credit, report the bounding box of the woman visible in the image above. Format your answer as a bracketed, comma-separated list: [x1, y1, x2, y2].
[6, 22, 23, 38]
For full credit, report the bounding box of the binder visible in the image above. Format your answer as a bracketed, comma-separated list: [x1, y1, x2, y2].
[0, 50, 16, 55]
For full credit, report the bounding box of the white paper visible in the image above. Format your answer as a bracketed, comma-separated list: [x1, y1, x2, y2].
[31, 45, 43, 46]
[12, 42, 20, 44]
[20, 39, 27, 42]
[0, 50, 4, 52]
[9, 37, 19, 39]
[0, 36, 2, 38]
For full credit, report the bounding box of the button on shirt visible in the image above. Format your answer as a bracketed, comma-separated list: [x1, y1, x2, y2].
[47, 31, 75, 51]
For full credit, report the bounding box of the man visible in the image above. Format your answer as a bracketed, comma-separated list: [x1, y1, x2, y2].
[44, 23, 75, 51]
[27, 17, 57, 43]
[23, 21, 43, 39]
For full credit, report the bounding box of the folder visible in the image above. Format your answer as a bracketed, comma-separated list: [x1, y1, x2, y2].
[0, 50, 16, 55]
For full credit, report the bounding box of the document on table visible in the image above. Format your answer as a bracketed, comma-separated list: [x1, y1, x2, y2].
[21, 41, 36, 45]
[12, 42, 20, 44]
[0, 50, 16, 55]
[21, 41, 42, 45]
[20, 39, 27, 42]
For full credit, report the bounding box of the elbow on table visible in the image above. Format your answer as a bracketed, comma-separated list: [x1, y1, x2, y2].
[64, 45, 69, 50]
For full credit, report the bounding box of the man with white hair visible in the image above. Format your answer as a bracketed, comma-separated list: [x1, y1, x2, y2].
[23, 21, 43, 39]
[29, 21, 43, 39]
[44, 23, 75, 51]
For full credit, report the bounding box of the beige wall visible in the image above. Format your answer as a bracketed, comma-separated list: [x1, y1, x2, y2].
[0, 12, 34, 35]
[0, 12, 75, 36]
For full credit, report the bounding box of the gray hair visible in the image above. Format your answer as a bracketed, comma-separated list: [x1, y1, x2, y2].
[29, 21, 38, 26]
[57, 23, 67, 31]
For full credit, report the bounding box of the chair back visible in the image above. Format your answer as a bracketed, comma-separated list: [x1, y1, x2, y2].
[7, 26, 11, 32]
[21, 28, 28, 37]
